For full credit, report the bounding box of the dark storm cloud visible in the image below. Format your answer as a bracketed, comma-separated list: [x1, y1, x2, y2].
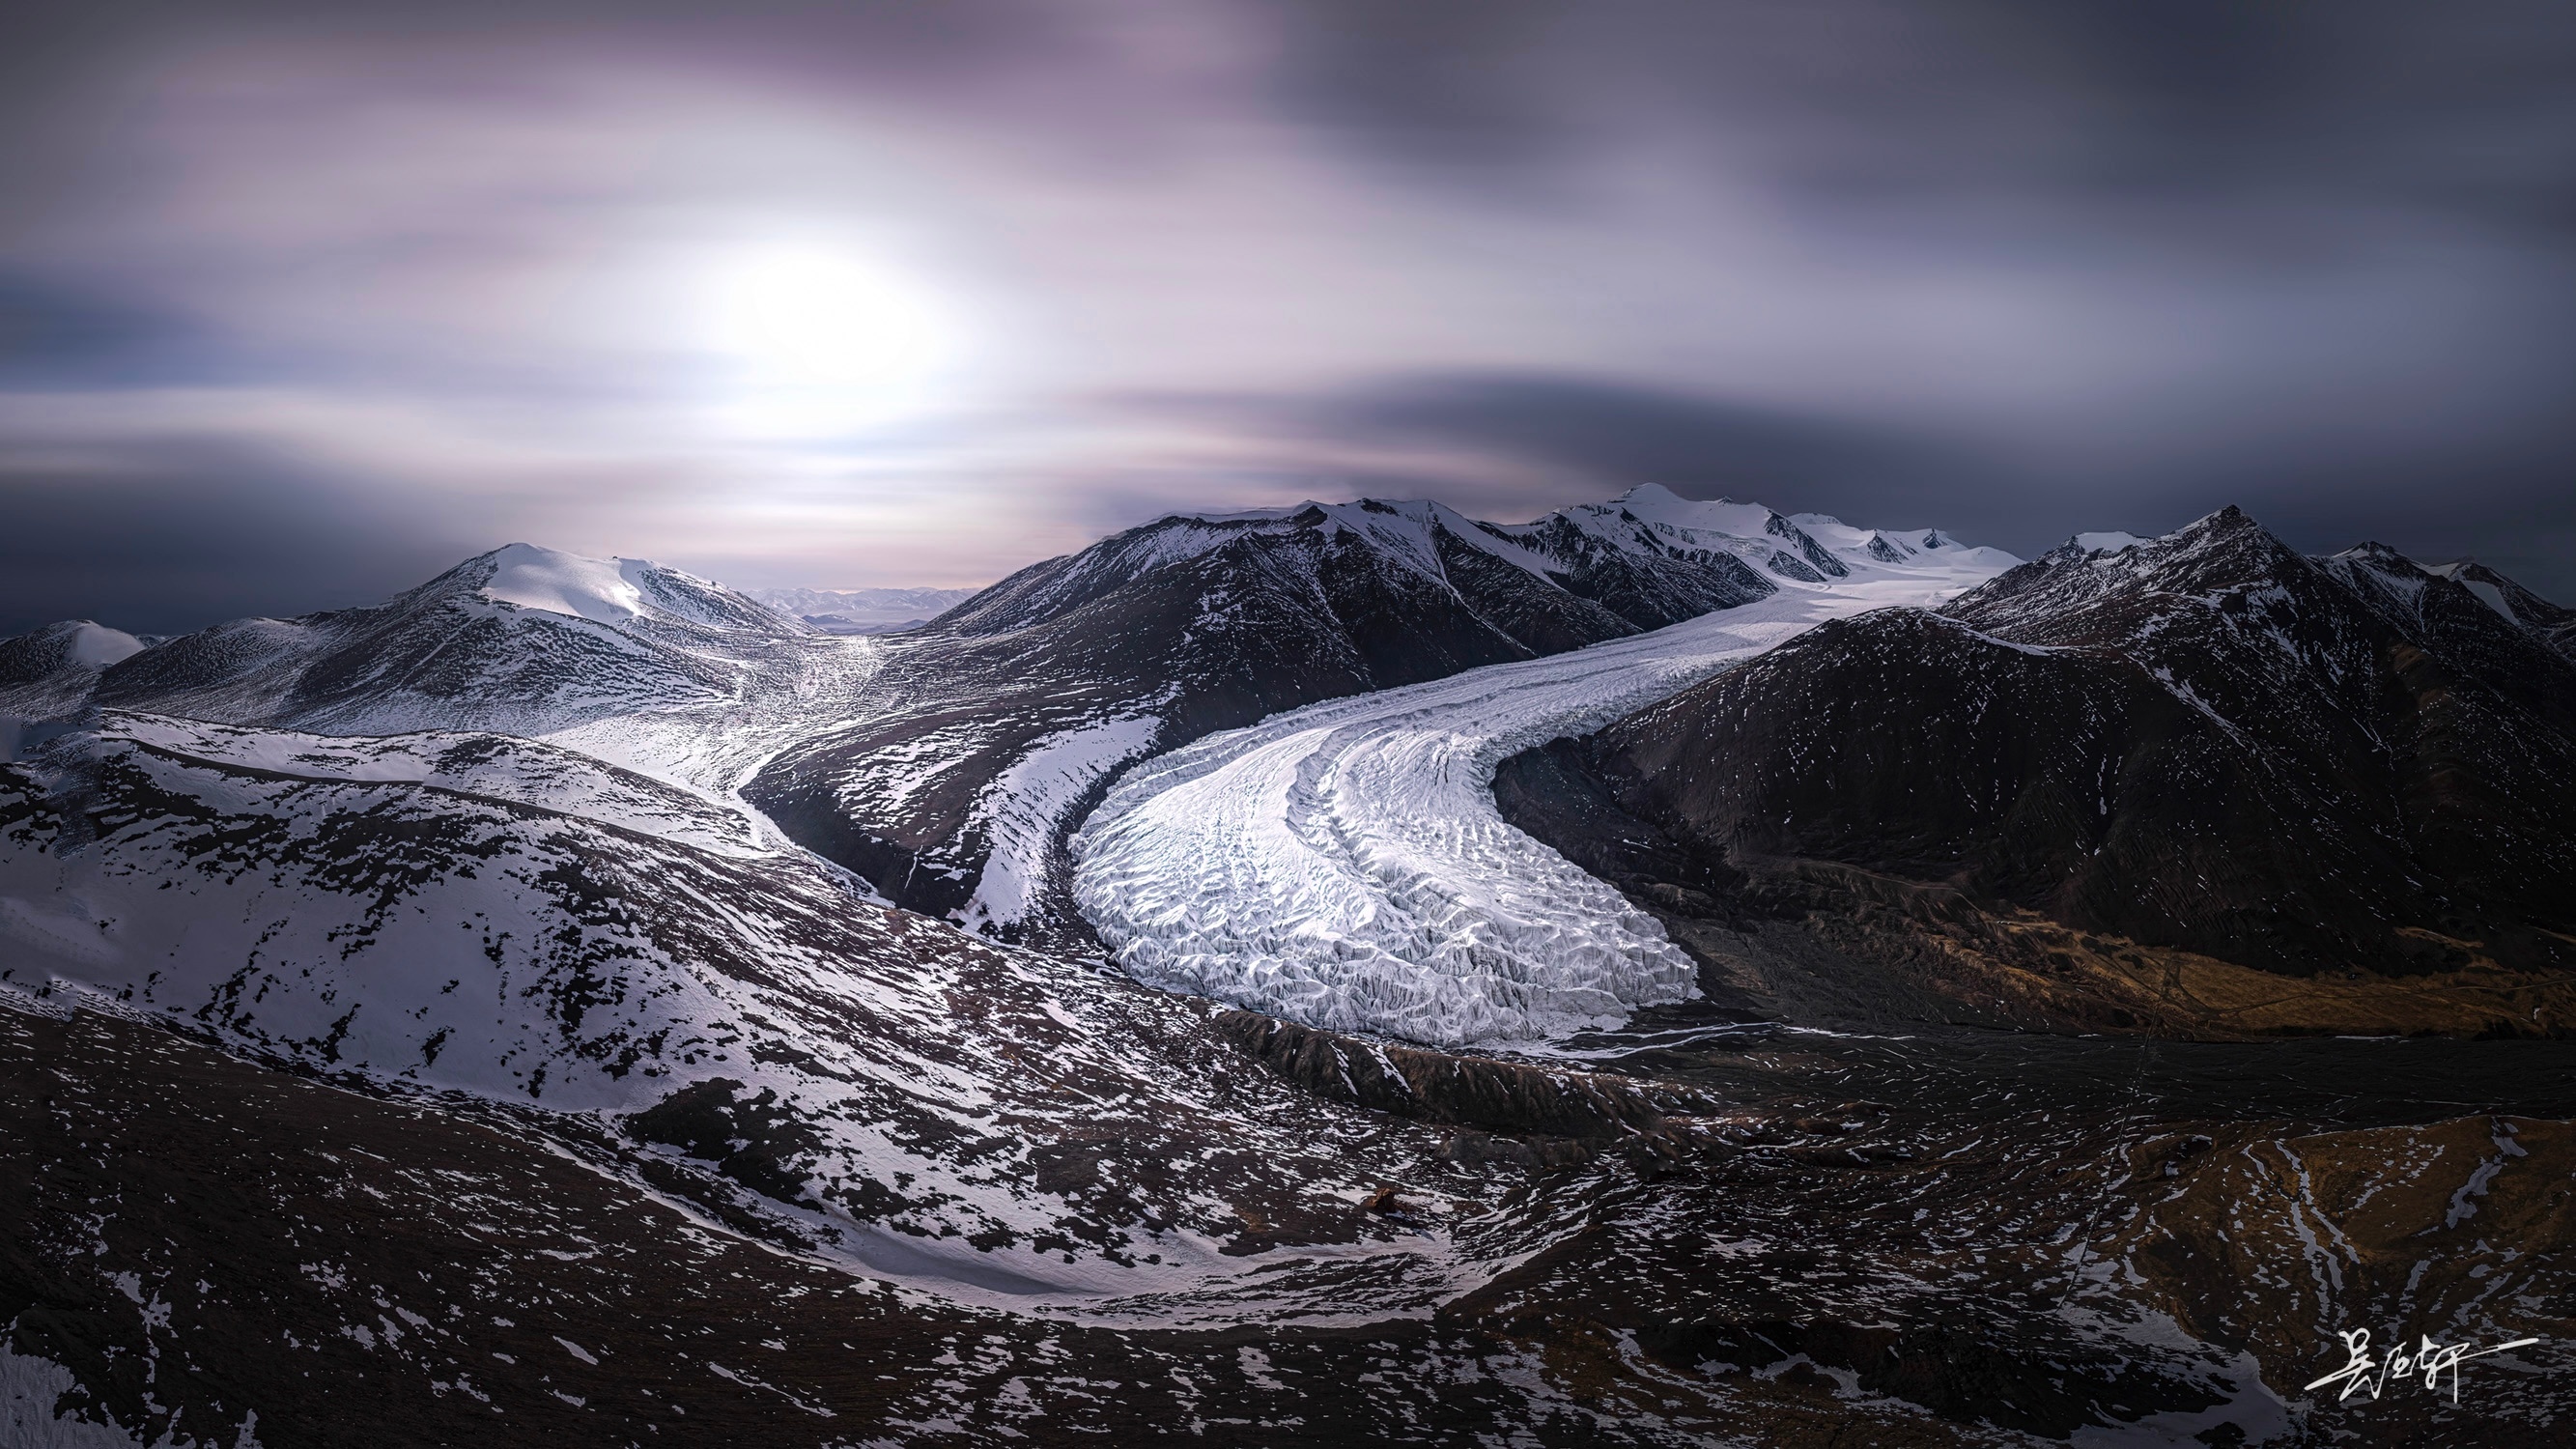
[1307, 372, 2020, 518]
[1118, 370, 2032, 532]
[1232, 0, 2576, 592]
[0, 0, 2570, 623]
[1261, 0, 2576, 225]
[0, 443, 483, 637]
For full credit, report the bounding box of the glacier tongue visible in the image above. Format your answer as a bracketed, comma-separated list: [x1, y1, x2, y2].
[1071, 549, 2018, 1047]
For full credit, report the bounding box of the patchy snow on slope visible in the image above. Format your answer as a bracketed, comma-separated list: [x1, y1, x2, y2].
[3, 1324, 213, 1449]
[112, 712, 772, 857]
[1, 621, 156, 722]
[1072, 542, 2019, 1047]
[2074, 531, 2147, 554]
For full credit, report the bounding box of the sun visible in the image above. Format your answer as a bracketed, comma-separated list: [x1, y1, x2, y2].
[702, 242, 963, 433]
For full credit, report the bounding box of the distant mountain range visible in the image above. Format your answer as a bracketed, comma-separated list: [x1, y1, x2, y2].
[741, 584, 981, 635]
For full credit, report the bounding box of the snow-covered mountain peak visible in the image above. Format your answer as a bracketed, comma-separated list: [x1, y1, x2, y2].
[1597, 482, 1781, 538]
[2421, 557, 2568, 625]
[475, 542, 653, 625]
[1960, 505, 2306, 633]
[0, 619, 156, 723]
[1954, 507, 2576, 695]
[57, 620, 150, 668]
[0, 542, 835, 743]
[462, 543, 797, 636]
[2413, 559, 2576, 662]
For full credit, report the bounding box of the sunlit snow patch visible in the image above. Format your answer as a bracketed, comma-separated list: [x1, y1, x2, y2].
[477, 543, 653, 625]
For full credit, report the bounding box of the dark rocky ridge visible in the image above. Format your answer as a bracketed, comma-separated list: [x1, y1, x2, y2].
[1211, 1009, 1706, 1140]
[1499, 507, 2576, 1036]
[2428, 557, 2576, 663]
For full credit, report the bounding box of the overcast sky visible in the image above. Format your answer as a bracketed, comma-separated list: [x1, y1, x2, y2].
[5, 0, 2574, 634]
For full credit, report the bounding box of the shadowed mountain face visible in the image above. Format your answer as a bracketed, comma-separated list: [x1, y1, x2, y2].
[2427, 557, 2576, 663]
[1500, 508, 2576, 1036]
[742, 504, 1640, 934]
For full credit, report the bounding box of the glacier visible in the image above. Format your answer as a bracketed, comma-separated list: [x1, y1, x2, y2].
[1070, 529, 2019, 1047]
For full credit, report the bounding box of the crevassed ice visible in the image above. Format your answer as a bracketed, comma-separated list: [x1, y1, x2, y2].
[1071, 553, 2017, 1047]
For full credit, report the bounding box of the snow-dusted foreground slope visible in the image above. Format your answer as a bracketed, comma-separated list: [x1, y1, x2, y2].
[1072, 539, 2018, 1046]
[0, 713, 1475, 1314]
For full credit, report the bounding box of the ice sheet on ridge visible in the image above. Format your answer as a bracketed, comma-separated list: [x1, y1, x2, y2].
[1071, 535, 2020, 1047]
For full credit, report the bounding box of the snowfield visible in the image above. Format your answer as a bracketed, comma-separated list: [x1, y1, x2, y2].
[1071, 539, 2019, 1047]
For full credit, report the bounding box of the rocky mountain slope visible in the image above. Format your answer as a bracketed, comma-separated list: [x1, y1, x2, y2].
[0, 622, 152, 747]
[2426, 557, 2576, 662]
[1497, 507, 2576, 1036]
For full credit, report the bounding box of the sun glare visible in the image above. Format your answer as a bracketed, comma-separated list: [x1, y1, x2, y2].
[703, 242, 963, 434]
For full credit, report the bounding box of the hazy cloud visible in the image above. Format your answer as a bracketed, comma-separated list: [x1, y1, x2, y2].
[3, 0, 2571, 629]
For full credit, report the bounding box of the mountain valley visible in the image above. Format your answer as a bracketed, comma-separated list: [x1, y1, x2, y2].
[4, 492, 2572, 1445]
